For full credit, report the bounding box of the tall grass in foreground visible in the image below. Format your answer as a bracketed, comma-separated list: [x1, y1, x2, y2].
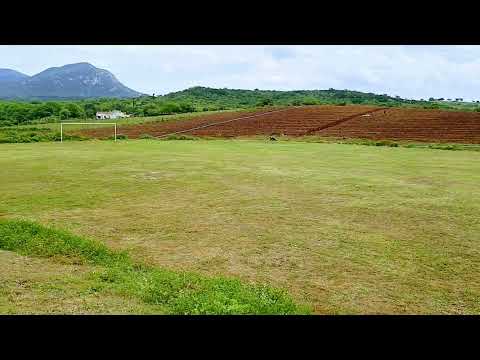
[0, 219, 309, 315]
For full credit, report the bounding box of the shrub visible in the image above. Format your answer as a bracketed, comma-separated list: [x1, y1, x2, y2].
[59, 108, 71, 120]
[374, 140, 398, 147]
[164, 134, 198, 141]
[423, 104, 440, 109]
[139, 134, 157, 140]
[106, 134, 128, 141]
[301, 98, 318, 106]
[428, 144, 460, 151]
[256, 98, 274, 107]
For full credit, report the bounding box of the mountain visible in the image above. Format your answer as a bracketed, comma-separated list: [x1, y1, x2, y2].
[0, 63, 143, 99]
[0, 69, 29, 82]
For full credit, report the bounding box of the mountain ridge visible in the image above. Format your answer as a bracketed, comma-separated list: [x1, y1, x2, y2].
[0, 69, 29, 82]
[0, 63, 144, 99]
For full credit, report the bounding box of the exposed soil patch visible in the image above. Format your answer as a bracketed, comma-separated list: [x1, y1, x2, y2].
[316, 108, 480, 143]
[77, 105, 480, 143]
[78, 105, 379, 138]
[78, 108, 276, 139]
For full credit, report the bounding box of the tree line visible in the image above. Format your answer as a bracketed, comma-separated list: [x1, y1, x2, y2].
[1, 87, 478, 127]
[0, 98, 197, 126]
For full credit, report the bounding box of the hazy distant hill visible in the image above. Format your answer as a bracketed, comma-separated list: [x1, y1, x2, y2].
[0, 63, 143, 99]
[0, 69, 29, 82]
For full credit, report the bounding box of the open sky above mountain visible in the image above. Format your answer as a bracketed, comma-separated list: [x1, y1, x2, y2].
[1, 45, 480, 101]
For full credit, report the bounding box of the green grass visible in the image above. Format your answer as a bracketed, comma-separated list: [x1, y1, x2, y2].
[0, 139, 479, 314]
[0, 219, 307, 314]
[274, 136, 480, 152]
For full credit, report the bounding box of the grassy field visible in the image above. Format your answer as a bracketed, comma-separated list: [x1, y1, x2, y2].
[1, 139, 479, 314]
[0, 219, 303, 314]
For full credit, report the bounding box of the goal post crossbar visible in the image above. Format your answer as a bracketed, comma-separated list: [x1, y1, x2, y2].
[60, 122, 117, 142]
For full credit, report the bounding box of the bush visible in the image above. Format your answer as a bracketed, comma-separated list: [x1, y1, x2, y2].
[256, 98, 274, 107]
[106, 134, 128, 140]
[139, 134, 157, 140]
[0, 127, 85, 143]
[428, 144, 459, 151]
[164, 134, 198, 141]
[59, 108, 71, 120]
[423, 103, 441, 109]
[301, 97, 318, 106]
[375, 140, 398, 147]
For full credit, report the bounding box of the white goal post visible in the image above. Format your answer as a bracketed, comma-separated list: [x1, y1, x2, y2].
[60, 122, 117, 142]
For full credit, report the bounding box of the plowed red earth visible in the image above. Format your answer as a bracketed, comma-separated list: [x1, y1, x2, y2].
[79, 105, 378, 138]
[188, 105, 379, 137]
[316, 108, 480, 143]
[79, 108, 278, 139]
[78, 105, 480, 143]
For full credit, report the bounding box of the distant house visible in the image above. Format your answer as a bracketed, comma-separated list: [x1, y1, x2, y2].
[96, 110, 130, 120]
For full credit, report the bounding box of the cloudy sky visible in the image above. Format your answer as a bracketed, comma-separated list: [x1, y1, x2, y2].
[1, 45, 480, 100]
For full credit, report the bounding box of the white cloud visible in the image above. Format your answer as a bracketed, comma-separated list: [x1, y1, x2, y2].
[1, 45, 480, 100]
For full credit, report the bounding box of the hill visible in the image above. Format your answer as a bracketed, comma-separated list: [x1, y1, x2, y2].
[161, 86, 409, 108]
[0, 69, 29, 82]
[0, 63, 143, 100]
[0, 84, 478, 127]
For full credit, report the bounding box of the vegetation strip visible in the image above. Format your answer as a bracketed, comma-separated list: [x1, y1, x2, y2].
[3, 86, 479, 129]
[0, 219, 309, 315]
[269, 136, 480, 151]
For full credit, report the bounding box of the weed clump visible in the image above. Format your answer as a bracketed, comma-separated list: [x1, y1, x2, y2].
[428, 144, 460, 151]
[138, 134, 157, 140]
[374, 140, 399, 147]
[106, 134, 128, 140]
[163, 134, 198, 141]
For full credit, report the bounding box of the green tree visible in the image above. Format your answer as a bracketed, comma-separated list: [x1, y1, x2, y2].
[66, 103, 85, 118]
[256, 98, 273, 107]
[59, 108, 71, 120]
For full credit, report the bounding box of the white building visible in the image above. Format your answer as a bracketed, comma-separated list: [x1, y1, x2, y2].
[96, 110, 130, 120]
